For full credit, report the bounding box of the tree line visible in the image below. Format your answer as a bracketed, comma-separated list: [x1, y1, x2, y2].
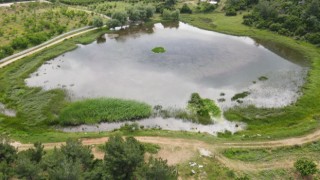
[0, 135, 177, 180]
[225, 0, 320, 45]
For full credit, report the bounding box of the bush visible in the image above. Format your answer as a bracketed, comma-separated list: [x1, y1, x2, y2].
[180, 4, 192, 14]
[107, 19, 121, 29]
[225, 8, 237, 16]
[294, 158, 317, 177]
[162, 9, 180, 21]
[269, 23, 282, 32]
[11, 37, 29, 49]
[197, 2, 216, 13]
[305, 33, 320, 45]
[58, 98, 152, 126]
[92, 17, 104, 27]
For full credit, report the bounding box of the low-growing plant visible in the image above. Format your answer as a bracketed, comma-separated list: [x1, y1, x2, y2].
[58, 98, 152, 126]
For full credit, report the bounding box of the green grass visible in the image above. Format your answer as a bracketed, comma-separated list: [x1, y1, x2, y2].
[96, 141, 160, 154]
[152, 46, 166, 53]
[59, 98, 152, 126]
[222, 141, 320, 163]
[181, 12, 320, 140]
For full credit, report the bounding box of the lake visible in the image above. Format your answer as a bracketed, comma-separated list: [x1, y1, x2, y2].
[26, 22, 308, 110]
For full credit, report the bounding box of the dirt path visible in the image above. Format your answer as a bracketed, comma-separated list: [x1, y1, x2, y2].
[10, 128, 320, 172]
[0, 27, 99, 69]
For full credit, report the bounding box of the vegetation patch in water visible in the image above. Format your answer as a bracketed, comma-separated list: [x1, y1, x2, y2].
[231, 91, 250, 101]
[152, 46, 166, 53]
[258, 76, 268, 81]
[59, 98, 152, 126]
[187, 93, 221, 124]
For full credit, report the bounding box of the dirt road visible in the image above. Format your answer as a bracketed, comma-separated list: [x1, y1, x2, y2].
[10, 128, 320, 171]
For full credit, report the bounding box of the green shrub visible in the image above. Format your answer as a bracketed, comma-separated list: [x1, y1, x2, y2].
[180, 4, 192, 14]
[187, 93, 221, 124]
[58, 98, 152, 126]
[162, 9, 180, 21]
[225, 8, 237, 16]
[294, 158, 317, 177]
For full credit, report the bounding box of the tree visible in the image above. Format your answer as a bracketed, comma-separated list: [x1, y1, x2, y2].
[104, 135, 145, 179]
[137, 157, 177, 180]
[92, 16, 103, 27]
[180, 4, 192, 14]
[60, 139, 94, 170]
[112, 11, 128, 26]
[15, 155, 41, 180]
[0, 138, 17, 164]
[294, 158, 317, 177]
[107, 19, 121, 29]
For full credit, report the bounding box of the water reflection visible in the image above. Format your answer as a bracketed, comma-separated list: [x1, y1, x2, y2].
[25, 22, 308, 109]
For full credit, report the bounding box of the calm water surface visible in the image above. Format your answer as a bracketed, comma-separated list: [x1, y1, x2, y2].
[26, 22, 308, 110]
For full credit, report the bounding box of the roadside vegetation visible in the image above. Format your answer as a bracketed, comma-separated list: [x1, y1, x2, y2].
[0, 2, 96, 59]
[59, 98, 152, 126]
[0, 135, 177, 180]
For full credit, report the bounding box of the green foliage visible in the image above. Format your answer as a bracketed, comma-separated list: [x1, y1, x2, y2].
[58, 98, 152, 126]
[294, 158, 317, 177]
[107, 19, 121, 29]
[196, 3, 216, 13]
[0, 138, 17, 164]
[187, 93, 221, 124]
[180, 4, 192, 14]
[226, 0, 258, 11]
[92, 17, 104, 27]
[11, 37, 29, 50]
[231, 91, 250, 101]
[162, 9, 180, 21]
[225, 8, 237, 16]
[152, 46, 166, 53]
[142, 143, 161, 154]
[242, 0, 320, 44]
[104, 135, 145, 179]
[127, 4, 155, 22]
[53, 0, 104, 5]
[136, 157, 177, 180]
[112, 11, 128, 26]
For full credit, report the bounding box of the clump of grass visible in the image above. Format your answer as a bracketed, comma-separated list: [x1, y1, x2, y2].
[258, 76, 268, 81]
[152, 46, 166, 53]
[231, 91, 250, 101]
[59, 98, 152, 126]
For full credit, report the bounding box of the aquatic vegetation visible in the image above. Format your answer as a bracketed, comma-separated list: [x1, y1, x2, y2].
[258, 76, 268, 81]
[231, 91, 250, 101]
[187, 93, 221, 124]
[59, 98, 152, 126]
[152, 46, 166, 53]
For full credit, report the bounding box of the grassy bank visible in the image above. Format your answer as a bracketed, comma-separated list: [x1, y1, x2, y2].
[0, 28, 110, 142]
[181, 12, 320, 140]
[222, 141, 320, 163]
[59, 98, 152, 125]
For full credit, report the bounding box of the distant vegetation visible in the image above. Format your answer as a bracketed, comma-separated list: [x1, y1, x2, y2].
[0, 2, 94, 59]
[59, 98, 152, 126]
[242, 0, 320, 45]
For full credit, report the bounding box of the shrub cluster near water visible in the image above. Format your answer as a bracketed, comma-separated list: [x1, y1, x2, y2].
[59, 98, 152, 126]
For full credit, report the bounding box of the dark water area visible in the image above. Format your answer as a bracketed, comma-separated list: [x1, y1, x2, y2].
[26, 22, 308, 110]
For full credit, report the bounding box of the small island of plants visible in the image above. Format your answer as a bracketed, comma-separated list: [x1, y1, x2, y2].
[152, 47, 166, 53]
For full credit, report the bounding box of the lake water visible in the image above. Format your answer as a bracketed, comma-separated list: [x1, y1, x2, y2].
[26, 22, 308, 110]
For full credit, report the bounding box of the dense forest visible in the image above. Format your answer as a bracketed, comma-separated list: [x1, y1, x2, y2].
[226, 0, 320, 45]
